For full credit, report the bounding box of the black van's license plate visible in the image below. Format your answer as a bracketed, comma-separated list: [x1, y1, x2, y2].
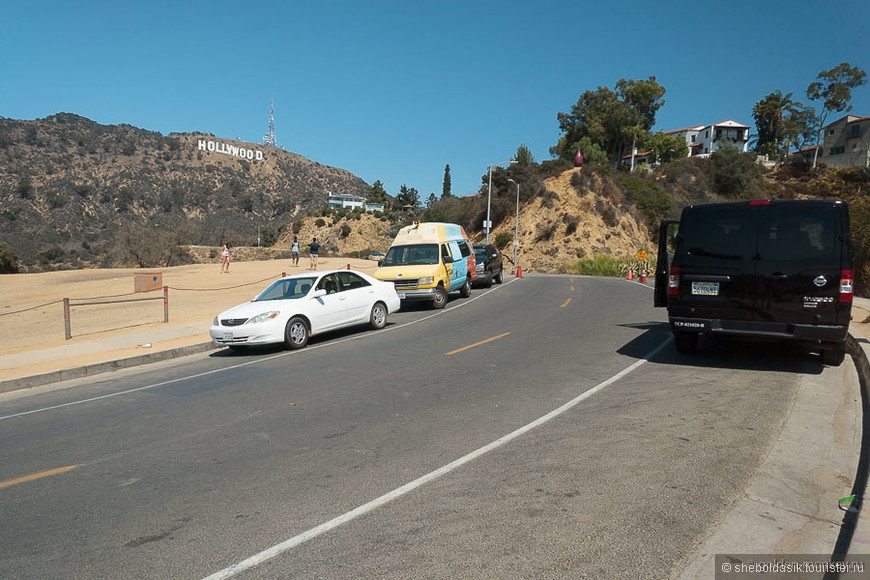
[691, 281, 720, 296]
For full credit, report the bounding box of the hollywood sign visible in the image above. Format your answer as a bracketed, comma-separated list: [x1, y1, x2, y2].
[197, 139, 264, 161]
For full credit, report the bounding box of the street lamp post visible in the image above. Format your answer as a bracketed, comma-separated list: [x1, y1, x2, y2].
[485, 159, 516, 245]
[507, 178, 520, 271]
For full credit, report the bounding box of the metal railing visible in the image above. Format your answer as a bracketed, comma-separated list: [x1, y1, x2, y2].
[63, 286, 168, 340]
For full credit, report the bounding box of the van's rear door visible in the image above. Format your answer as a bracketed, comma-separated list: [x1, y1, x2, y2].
[671, 205, 758, 321]
[753, 202, 848, 326]
[654, 220, 679, 307]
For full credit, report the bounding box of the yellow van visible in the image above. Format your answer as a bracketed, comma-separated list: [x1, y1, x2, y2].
[374, 222, 477, 309]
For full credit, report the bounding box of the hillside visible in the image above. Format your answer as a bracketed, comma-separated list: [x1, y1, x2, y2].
[487, 168, 653, 271]
[0, 114, 369, 271]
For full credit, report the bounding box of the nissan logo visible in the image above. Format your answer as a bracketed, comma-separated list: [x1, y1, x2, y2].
[813, 275, 828, 287]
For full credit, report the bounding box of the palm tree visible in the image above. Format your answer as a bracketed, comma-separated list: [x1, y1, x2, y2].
[752, 90, 795, 160]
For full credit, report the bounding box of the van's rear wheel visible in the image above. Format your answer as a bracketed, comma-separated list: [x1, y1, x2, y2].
[460, 278, 472, 297]
[432, 286, 447, 309]
[673, 331, 698, 354]
[821, 346, 846, 366]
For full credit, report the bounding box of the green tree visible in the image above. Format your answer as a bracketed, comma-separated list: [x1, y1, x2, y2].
[555, 76, 666, 167]
[425, 193, 438, 208]
[643, 131, 688, 165]
[368, 179, 389, 206]
[781, 102, 819, 154]
[515, 143, 536, 166]
[396, 184, 420, 209]
[442, 165, 452, 198]
[260, 225, 277, 247]
[807, 62, 868, 167]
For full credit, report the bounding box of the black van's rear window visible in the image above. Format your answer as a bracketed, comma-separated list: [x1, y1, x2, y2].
[683, 211, 754, 261]
[757, 209, 836, 261]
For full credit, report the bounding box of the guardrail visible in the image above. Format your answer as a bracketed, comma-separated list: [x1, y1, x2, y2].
[63, 286, 168, 340]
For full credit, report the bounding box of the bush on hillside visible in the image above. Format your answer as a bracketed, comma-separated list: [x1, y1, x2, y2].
[0, 241, 20, 273]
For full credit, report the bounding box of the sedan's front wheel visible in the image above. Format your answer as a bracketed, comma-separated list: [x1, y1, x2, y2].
[284, 316, 309, 350]
[370, 301, 388, 329]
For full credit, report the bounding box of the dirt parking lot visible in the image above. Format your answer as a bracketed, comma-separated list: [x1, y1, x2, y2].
[1, 256, 380, 356]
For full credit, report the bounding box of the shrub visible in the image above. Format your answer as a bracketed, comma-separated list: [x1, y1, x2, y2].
[618, 175, 672, 223]
[494, 231, 513, 249]
[0, 241, 20, 273]
[561, 255, 625, 277]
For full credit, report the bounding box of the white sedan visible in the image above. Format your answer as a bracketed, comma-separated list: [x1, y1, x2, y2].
[210, 269, 401, 350]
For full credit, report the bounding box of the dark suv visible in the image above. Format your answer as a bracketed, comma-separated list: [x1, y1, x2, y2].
[654, 199, 853, 365]
[472, 244, 504, 288]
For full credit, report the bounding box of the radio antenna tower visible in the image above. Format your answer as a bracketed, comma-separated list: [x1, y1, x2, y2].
[263, 97, 277, 148]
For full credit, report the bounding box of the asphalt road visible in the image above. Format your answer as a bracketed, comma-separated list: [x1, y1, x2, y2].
[0, 275, 824, 579]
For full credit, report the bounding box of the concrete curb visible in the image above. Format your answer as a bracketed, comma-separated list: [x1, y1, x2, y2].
[0, 341, 217, 393]
[841, 331, 870, 556]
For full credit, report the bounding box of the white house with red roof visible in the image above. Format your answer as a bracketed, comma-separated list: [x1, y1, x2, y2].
[666, 120, 750, 157]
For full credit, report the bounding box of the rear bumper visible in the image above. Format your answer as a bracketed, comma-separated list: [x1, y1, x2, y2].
[670, 317, 848, 344]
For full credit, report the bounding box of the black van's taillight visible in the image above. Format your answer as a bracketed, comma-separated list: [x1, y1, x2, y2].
[668, 266, 680, 297]
[840, 269, 854, 303]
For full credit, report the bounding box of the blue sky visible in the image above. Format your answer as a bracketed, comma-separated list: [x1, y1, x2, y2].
[2, 1, 868, 199]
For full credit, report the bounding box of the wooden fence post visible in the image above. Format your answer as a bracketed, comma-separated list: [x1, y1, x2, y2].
[63, 297, 71, 340]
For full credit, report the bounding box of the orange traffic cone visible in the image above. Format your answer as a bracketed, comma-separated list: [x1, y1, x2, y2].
[640, 269, 647, 283]
[517, 265, 523, 278]
[627, 269, 634, 280]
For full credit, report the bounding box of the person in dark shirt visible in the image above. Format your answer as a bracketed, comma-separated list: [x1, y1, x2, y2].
[308, 237, 320, 270]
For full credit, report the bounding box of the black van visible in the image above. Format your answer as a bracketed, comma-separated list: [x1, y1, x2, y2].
[654, 199, 853, 366]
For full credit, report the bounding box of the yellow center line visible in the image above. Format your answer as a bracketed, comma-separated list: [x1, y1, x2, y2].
[446, 332, 511, 356]
[561, 298, 572, 308]
[570, 285, 575, 292]
[0, 465, 80, 489]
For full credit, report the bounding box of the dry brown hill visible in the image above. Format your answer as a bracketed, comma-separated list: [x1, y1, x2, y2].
[224, 167, 655, 273]
[484, 168, 653, 271]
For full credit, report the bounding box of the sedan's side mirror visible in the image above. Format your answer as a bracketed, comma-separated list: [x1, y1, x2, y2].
[378, 259, 383, 267]
[311, 288, 327, 299]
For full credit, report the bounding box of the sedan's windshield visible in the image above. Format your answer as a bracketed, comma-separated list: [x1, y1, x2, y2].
[382, 244, 439, 266]
[254, 277, 317, 301]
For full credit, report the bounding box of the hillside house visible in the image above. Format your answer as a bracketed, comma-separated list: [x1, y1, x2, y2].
[666, 120, 750, 157]
[816, 114, 870, 168]
[327, 193, 384, 213]
[327, 193, 365, 210]
[623, 119, 751, 168]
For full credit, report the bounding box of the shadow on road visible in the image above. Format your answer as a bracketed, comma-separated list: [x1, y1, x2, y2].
[207, 322, 398, 358]
[616, 321, 824, 375]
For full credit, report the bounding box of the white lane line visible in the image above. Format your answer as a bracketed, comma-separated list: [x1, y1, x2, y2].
[0, 279, 517, 422]
[200, 336, 673, 580]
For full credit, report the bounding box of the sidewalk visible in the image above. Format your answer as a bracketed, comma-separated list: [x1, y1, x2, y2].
[0, 320, 216, 392]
